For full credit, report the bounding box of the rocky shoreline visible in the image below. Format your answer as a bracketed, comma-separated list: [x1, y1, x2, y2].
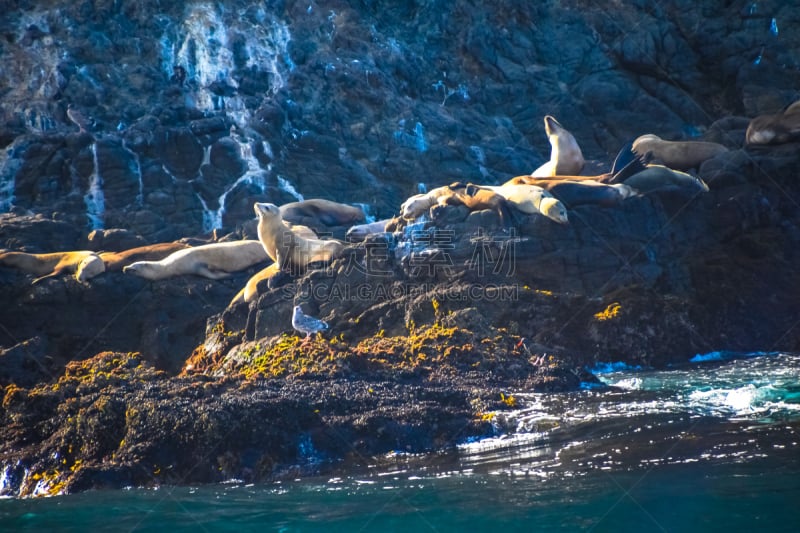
[3, 131, 800, 496]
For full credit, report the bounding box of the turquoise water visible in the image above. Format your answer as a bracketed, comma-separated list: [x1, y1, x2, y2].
[2, 353, 799, 531]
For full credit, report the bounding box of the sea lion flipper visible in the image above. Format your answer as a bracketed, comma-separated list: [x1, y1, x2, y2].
[31, 273, 54, 285]
[609, 150, 650, 184]
[609, 139, 636, 175]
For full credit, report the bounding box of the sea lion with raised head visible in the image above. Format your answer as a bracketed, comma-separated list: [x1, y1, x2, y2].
[122, 240, 268, 280]
[255, 202, 345, 273]
[531, 115, 585, 177]
[0, 249, 103, 284]
[632, 134, 728, 170]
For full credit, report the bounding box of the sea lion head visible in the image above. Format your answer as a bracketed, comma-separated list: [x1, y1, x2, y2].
[745, 115, 779, 145]
[543, 115, 564, 136]
[254, 202, 281, 219]
[75, 254, 105, 282]
[539, 197, 569, 224]
[400, 194, 433, 220]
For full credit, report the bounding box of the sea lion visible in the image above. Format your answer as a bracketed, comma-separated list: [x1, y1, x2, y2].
[400, 183, 513, 225]
[282, 222, 319, 240]
[469, 183, 569, 224]
[229, 263, 282, 306]
[76, 242, 192, 281]
[0, 249, 103, 284]
[438, 185, 514, 226]
[74, 254, 106, 282]
[632, 134, 728, 170]
[279, 199, 366, 227]
[619, 165, 710, 195]
[346, 219, 394, 242]
[531, 115, 585, 177]
[122, 240, 268, 280]
[745, 102, 800, 145]
[400, 188, 454, 220]
[784, 100, 800, 114]
[255, 202, 345, 273]
[502, 177, 637, 208]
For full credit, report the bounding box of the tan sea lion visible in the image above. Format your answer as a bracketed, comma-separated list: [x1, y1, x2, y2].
[470, 183, 569, 224]
[282, 222, 319, 240]
[255, 202, 345, 273]
[400, 189, 452, 220]
[74, 254, 106, 282]
[632, 134, 728, 170]
[346, 219, 394, 242]
[503, 177, 636, 208]
[745, 102, 800, 145]
[531, 115, 585, 176]
[76, 242, 192, 281]
[122, 240, 268, 280]
[279, 199, 366, 227]
[0, 249, 103, 284]
[400, 184, 513, 225]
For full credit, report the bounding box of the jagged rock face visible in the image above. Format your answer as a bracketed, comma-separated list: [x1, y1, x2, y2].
[1, 1, 798, 238]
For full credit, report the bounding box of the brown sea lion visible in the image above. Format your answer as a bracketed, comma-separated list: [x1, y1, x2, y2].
[122, 240, 268, 280]
[255, 202, 345, 273]
[632, 134, 728, 170]
[502, 177, 636, 208]
[745, 102, 800, 145]
[531, 115, 585, 176]
[620, 165, 710, 195]
[400, 183, 513, 225]
[279, 199, 366, 227]
[76, 242, 193, 281]
[0, 249, 103, 284]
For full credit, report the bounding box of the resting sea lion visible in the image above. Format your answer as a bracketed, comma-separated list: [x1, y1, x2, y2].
[400, 183, 513, 225]
[745, 102, 800, 145]
[438, 185, 514, 226]
[76, 242, 192, 281]
[502, 177, 635, 208]
[279, 199, 366, 227]
[531, 115, 585, 176]
[632, 134, 728, 170]
[0, 249, 103, 284]
[400, 188, 454, 220]
[122, 240, 268, 280]
[469, 183, 569, 224]
[255, 202, 345, 273]
[620, 165, 710, 195]
[346, 219, 394, 242]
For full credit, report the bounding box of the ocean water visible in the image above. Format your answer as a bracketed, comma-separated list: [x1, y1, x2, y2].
[1, 353, 799, 531]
